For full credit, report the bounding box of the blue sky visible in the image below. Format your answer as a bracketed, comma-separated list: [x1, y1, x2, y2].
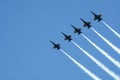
[0, 0, 120, 80]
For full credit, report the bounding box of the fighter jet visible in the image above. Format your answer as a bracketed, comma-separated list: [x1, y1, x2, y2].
[50, 41, 61, 50]
[80, 18, 91, 29]
[90, 11, 102, 22]
[71, 25, 82, 35]
[61, 32, 72, 41]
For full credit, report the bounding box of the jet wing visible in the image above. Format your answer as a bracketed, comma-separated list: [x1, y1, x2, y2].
[64, 37, 67, 40]
[74, 30, 77, 33]
[83, 24, 86, 27]
[99, 14, 102, 17]
[88, 22, 91, 24]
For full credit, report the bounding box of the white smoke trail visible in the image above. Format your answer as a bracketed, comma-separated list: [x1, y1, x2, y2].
[71, 41, 120, 80]
[102, 20, 120, 38]
[60, 49, 101, 80]
[91, 27, 120, 55]
[81, 34, 120, 69]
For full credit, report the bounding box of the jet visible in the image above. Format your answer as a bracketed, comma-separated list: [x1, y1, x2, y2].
[61, 32, 72, 41]
[71, 25, 82, 35]
[90, 11, 102, 22]
[50, 41, 61, 50]
[80, 18, 91, 29]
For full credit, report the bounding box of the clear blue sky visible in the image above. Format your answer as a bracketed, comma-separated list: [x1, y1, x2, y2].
[0, 0, 120, 80]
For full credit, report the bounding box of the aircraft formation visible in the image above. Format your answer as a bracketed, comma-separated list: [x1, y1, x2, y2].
[50, 11, 120, 80]
[50, 11, 102, 49]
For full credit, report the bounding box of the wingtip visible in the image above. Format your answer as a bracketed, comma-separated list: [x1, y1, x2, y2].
[50, 40, 53, 43]
[90, 11, 93, 13]
[61, 32, 63, 34]
[71, 25, 74, 28]
[70, 24, 73, 27]
[80, 18, 84, 21]
[61, 32, 65, 35]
